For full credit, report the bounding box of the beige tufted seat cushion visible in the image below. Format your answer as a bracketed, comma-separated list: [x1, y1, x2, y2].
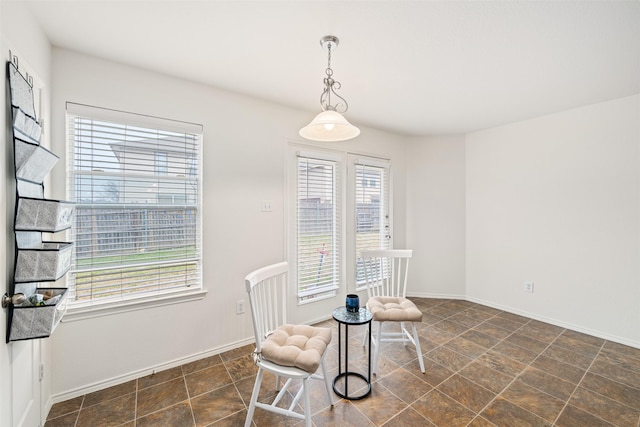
[260, 324, 331, 374]
[367, 296, 423, 322]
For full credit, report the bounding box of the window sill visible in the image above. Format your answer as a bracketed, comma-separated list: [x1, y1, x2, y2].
[62, 289, 208, 322]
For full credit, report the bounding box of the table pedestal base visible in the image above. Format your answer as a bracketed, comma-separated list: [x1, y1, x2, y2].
[333, 372, 371, 400]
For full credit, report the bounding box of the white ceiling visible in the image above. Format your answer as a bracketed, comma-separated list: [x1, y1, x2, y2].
[19, 0, 640, 136]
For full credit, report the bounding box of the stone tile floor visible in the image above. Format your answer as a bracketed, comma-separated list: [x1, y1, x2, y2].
[45, 298, 640, 426]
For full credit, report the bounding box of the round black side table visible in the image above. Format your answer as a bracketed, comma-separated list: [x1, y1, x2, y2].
[332, 306, 373, 400]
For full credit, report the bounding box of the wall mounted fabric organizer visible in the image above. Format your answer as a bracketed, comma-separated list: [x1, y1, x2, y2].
[4, 60, 75, 342]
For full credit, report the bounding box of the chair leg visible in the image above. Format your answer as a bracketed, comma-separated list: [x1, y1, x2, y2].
[373, 321, 383, 375]
[302, 377, 312, 427]
[401, 322, 408, 346]
[412, 323, 425, 373]
[320, 359, 334, 406]
[245, 368, 264, 427]
[275, 375, 282, 391]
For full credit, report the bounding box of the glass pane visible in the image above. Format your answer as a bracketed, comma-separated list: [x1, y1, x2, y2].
[355, 164, 390, 284]
[297, 157, 338, 302]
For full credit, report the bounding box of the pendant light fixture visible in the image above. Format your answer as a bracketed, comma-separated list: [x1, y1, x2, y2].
[299, 35, 360, 142]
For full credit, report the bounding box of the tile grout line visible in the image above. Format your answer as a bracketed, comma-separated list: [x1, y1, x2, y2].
[507, 323, 572, 426]
[405, 303, 507, 425]
[180, 365, 198, 427]
[550, 339, 608, 426]
[501, 321, 612, 424]
[458, 311, 512, 425]
[134, 378, 138, 426]
[457, 313, 528, 425]
[74, 395, 84, 427]
[462, 317, 560, 426]
[553, 338, 640, 426]
[226, 351, 258, 426]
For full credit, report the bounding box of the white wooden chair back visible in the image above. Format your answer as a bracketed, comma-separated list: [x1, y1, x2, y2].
[360, 249, 413, 299]
[244, 261, 288, 354]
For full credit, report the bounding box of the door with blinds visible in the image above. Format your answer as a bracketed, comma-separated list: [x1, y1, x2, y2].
[287, 147, 391, 321]
[348, 155, 392, 290]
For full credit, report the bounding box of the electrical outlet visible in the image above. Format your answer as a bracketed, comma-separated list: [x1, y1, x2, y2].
[524, 282, 534, 293]
[236, 300, 245, 314]
[261, 200, 273, 212]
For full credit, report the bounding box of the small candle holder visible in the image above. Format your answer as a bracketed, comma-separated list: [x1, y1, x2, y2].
[345, 294, 360, 313]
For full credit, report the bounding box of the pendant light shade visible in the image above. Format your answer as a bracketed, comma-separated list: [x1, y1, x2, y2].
[299, 110, 360, 142]
[299, 35, 360, 142]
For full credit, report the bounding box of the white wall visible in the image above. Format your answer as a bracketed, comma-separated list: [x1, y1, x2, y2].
[48, 48, 407, 399]
[405, 136, 466, 298]
[466, 94, 640, 347]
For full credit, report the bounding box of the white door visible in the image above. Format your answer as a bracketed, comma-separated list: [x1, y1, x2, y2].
[10, 340, 42, 427]
[346, 154, 392, 290]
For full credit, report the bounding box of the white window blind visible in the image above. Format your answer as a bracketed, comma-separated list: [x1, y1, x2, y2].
[66, 103, 202, 308]
[296, 153, 341, 303]
[355, 159, 391, 286]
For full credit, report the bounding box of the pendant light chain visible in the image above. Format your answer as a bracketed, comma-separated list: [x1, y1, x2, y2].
[321, 38, 347, 113]
[324, 42, 333, 111]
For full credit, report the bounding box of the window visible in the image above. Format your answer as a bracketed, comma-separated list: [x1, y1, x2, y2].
[66, 103, 203, 310]
[354, 158, 391, 287]
[294, 151, 342, 303]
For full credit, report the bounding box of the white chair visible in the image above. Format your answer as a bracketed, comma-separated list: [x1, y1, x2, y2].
[244, 261, 334, 427]
[360, 249, 425, 375]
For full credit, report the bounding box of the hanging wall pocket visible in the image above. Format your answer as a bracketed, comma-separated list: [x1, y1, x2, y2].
[14, 138, 59, 183]
[15, 197, 75, 232]
[12, 107, 42, 143]
[9, 288, 68, 341]
[14, 242, 73, 283]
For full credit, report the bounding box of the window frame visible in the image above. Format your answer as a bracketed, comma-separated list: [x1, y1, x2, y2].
[64, 103, 206, 320]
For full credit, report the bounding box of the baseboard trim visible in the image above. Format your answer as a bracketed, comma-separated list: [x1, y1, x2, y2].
[406, 292, 639, 349]
[50, 336, 255, 404]
[406, 291, 466, 300]
[465, 295, 640, 350]
[49, 315, 335, 406]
